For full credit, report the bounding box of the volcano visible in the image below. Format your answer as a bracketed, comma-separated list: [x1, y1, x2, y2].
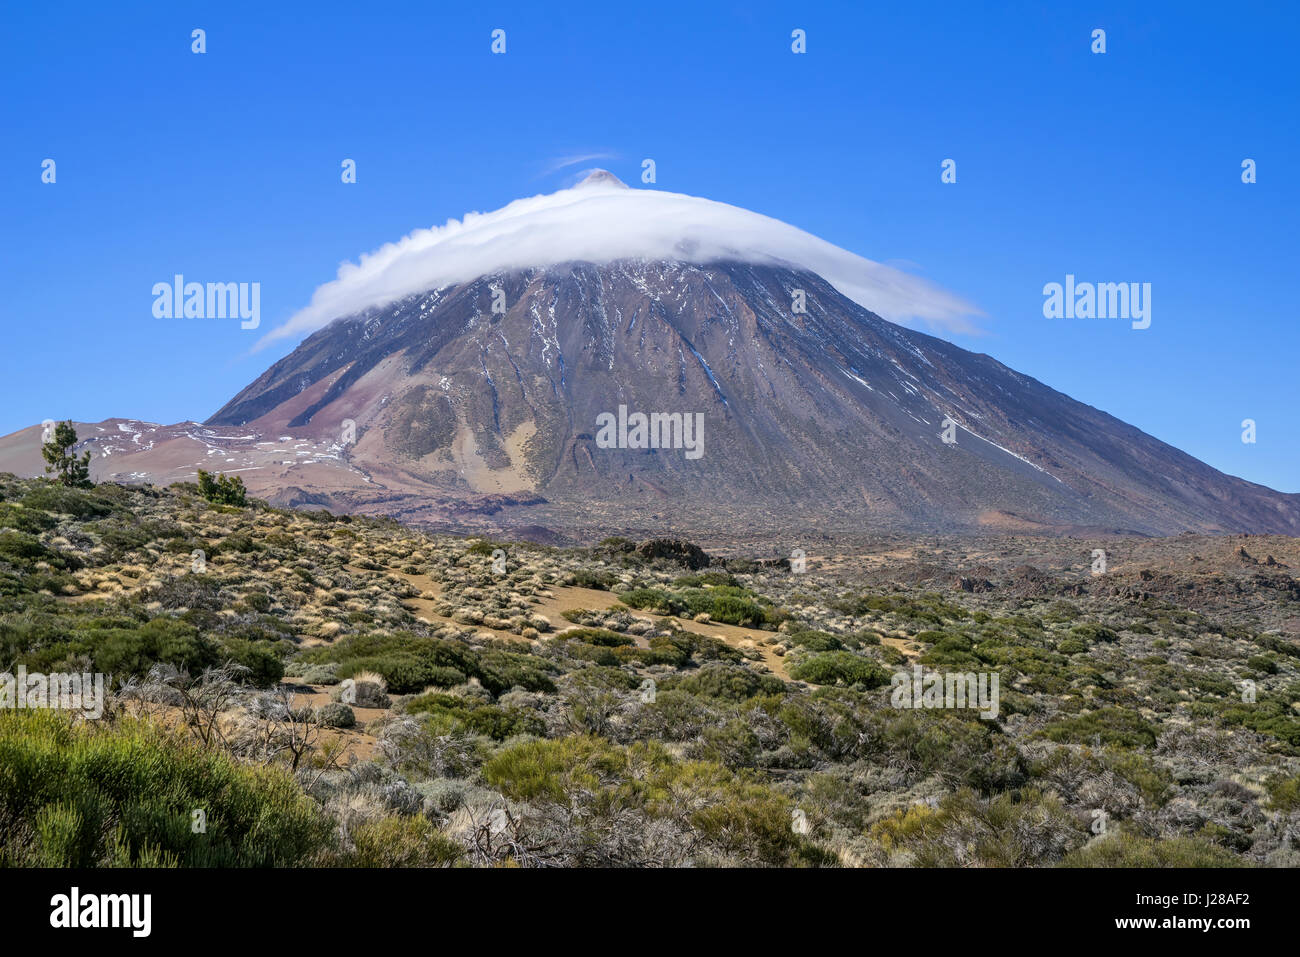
[3, 172, 1296, 540]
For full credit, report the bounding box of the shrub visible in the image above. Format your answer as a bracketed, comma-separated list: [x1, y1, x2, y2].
[558, 627, 633, 647]
[215, 638, 285, 687]
[244, 591, 272, 613]
[0, 711, 331, 866]
[789, 652, 890, 688]
[785, 629, 843, 652]
[1070, 623, 1118, 644]
[80, 617, 219, 679]
[343, 815, 461, 867]
[0, 531, 75, 572]
[315, 703, 356, 728]
[337, 655, 438, 695]
[1247, 654, 1279, 675]
[570, 569, 618, 590]
[871, 788, 1081, 866]
[196, 470, 247, 507]
[20, 484, 115, 519]
[1037, 708, 1159, 750]
[620, 587, 683, 616]
[1062, 831, 1244, 868]
[672, 663, 785, 701]
[0, 504, 56, 534]
[1265, 775, 1300, 812]
[405, 692, 545, 740]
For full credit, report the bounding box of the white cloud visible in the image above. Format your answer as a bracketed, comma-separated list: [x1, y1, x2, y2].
[540, 152, 621, 176]
[256, 172, 982, 350]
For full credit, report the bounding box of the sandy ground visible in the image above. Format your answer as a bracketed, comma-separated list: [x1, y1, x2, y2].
[374, 566, 792, 678]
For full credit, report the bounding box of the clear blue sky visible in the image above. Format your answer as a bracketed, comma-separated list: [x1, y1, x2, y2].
[2, 1, 1296, 491]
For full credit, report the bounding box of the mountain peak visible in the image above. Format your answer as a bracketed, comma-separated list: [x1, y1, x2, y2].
[575, 168, 628, 189]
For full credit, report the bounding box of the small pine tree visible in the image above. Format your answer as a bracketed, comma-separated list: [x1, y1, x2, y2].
[41, 420, 92, 488]
[196, 469, 247, 506]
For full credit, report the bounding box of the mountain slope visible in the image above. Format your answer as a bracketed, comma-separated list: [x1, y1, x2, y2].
[4, 170, 1294, 540]
[196, 258, 1298, 537]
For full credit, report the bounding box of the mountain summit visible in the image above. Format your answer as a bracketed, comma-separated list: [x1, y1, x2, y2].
[255, 176, 978, 349]
[575, 168, 628, 189]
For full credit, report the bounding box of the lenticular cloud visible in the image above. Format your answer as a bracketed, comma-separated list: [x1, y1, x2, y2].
[256, 171, 981, 350]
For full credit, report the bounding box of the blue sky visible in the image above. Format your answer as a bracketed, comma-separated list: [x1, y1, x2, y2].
[2, 1, 1296, 491]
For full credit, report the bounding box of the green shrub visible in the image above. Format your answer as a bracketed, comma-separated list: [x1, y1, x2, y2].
[789, 652, 890, 688]
[78, 617, 219, 679]
[481, 736, 833, 866]
[620, 587, 683, 616]
[570, 569, 618, 590]
[0, 711, 331, 866]
[0, 504, 56, 533]
[672, 663, 785, 700]
[405, 692, 545, 740]
[20, 484, 116, 519]
[1062, 831, 1244, 868]
[558, 627, 633, 647]
[244, 591, 272, 613]
[1070, 623, 1118, 644]
[215, 638, 284, 687]
[315, 702, 356, 728]
[196, 470, 247, 507]
[1037, 708, 1158, 750]
[1247, 654, 1279, 675]
[871, 788, 1080, 866]
[1265, 775, 1300, 812]
[343, 815, 461, 867]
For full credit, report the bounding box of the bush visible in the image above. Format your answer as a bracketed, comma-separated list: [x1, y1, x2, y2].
[570, 569, 618, 590]
[672, 663, 785, 701]
[1070, 623, 1118, 644]
[1247, 654, 1279, 675]
[1265, 775, 1300, 812]
[405, 692, 545, 740]
[196, 470, 247, 507]
[0, 531, 76, 572]
[0, 711, 332, 866]
[0, 504, 56, 534]
[785, 629, 843, 652]
[1037, 708, 1158, 750]
[789, 652, 890, 688]
[305, 633, 556, 696]
[337, 655, 439, 695]
[1062, 831, 1245, 868]
[871, 789, 1081, 866]
[620, 587, 683, 616]
[80, 617, 219, 679]
[558, 627, 633, 647]
[20, 484, 115, 519]
[484, 737, 832, 866]
[315, 703, 356, 728]
[215, 638, 284, 688]
[343, 815, 461, 867]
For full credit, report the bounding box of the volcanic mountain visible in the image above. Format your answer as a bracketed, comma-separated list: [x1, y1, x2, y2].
[3, 171, 1296, 540]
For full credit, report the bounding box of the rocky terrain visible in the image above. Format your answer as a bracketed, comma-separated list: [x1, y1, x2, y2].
[3, 474, 1299, 867]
